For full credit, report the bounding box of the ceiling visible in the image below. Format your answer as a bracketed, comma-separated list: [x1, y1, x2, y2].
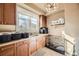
[25, 3, 64, 16]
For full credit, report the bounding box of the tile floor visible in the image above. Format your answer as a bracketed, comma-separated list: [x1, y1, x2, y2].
[32, 47, 64, 56]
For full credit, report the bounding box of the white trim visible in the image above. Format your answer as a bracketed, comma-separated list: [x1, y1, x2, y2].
[62, 31, 75, 44]
[16, 3, 42, 15]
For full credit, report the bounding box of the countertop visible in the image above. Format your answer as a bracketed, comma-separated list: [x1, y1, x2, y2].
[0, 34, 48, 47]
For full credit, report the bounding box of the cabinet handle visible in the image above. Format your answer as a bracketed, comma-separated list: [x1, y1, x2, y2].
[1, 46, 14, 51]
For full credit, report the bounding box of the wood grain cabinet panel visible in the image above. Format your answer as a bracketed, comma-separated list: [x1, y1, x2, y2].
[3, 3, 16, 25]
[16, 40, 29, 56]
[39, 15, 47, 27]
[0, 44, 16, 56]
[29, 38, 37, 55]
[0, 4, 3, 24]
[37, 36, 45, 50]
[45, 35, 48, 46]
[42, 36, 45, 47]
[37, 37, 43, 49]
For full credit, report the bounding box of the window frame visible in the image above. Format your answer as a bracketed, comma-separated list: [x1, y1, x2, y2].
[16, 6, 39, 33]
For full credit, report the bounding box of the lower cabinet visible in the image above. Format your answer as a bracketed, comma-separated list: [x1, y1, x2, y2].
[0, 35, 47, 56]
[0, 44, 16, 56]
[45, 35, 49, 46]
[29, 38, 37, 55]
[42, 36, 45, 47]
[37, 36, 45, 50]
[16, 40, 29, 56]
[0, 40, 29, 56]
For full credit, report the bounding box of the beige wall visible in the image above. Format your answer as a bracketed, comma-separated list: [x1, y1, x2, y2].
[64, 4, 79, 55]
[64, 4, 79, 37]
[47, 11, 65, 46]
[47, 11, 65, 36]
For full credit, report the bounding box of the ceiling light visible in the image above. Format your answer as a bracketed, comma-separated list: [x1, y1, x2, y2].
[45, 3, 57, 12]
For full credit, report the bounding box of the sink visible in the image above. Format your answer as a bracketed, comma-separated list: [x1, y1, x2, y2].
[0, 34, 11, 43]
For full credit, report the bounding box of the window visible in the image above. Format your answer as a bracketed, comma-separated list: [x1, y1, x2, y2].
[16, 12, 39, 33]
[31, 17, 38, 32]
[17, 13, 30, 32]
[16, 6, 39, 33]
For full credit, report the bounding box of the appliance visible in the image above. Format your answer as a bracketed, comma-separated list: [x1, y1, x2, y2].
[0, 34, 11, 43]
[11, 33, 29, 40]
[46, 35, 65, 54]
[39, 27, 48, 34]
[21, 33, 29, 38]
[0, 33, 29, 43]
[11, 33, 22, 40]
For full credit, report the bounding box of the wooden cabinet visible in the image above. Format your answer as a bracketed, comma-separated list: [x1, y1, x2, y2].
[37, 37, 42, 49]
[0, 3, 16, 25]
[0, 35, 47, 56]
[0, 44, 15, 56]
[37, 36, 45, 50]
[29, 38, 37, 55]
[0, 40, 29, 56]
[16, 40, 29, 56]
[42, 36, 45, 47]
[3, 3, 16, 25]
[39, 15, 47, 27]
[45, 35, 48, 46]
[0, 4, 3, 24]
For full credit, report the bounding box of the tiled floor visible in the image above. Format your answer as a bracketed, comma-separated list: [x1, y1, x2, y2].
[32, 47, 64, 56]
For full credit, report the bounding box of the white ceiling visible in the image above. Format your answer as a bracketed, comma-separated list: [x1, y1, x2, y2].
[25, 3, 64, 16]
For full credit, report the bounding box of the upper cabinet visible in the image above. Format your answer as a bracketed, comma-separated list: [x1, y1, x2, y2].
[3, 3, 16, 25]
[0, 4, 3, 24]
[39, 15, 47, 27]
[0, 3, 16, 25]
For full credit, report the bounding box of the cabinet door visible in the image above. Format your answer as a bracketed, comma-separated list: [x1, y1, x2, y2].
[37, 41, 42, 49]
[0, 44, 15, 56]
[16, 40, 29, 56]
[3, 3, 16, 25]
[37, 36, 45, 50]
[41, 36, 45, 47]
[39, 15, 47, 27]
[37, 37, 43, 49]
[29, 38, 37, 55]
[0, 4, 3, 24]
[45, 35, 48, 46]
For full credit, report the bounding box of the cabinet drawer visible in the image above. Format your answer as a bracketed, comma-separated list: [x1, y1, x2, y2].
[37, 39, 42, 43]
[0, 44, 15, 52]
[24, 40, 29, 44]
[16, 41, 24, 46]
